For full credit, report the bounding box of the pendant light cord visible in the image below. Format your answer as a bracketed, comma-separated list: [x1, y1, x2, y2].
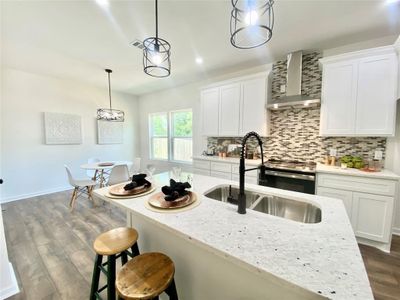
[107, 71, 112, 110]
[155, 0, 158, 40]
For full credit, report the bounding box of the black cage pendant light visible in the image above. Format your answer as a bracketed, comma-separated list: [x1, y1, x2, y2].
[97, 69, 125, 122]
[143, 0, 171, 78]
[230, 0, 274, 49]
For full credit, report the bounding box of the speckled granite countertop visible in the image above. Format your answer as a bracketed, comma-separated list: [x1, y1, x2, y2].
[316, 163, 400, 180]
[94, 172, 373, 300]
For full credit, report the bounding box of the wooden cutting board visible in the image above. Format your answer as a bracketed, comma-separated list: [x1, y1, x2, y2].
[148, 191, 197, 209]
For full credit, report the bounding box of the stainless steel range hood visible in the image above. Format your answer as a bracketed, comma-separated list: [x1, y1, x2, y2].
[267, 51, 320, 110]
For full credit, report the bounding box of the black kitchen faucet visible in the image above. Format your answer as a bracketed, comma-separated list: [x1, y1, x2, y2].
[237, 131, 265, 214]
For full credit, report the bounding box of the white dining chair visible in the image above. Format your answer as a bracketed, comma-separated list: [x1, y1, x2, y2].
[65, 165, 97, 211]
[87, 157, 100, 179]
[108, 164, 130, 186]
[129, 157, 142, 176]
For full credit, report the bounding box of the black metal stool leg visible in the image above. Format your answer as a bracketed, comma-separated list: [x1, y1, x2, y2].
[107, 255, 116, 300]
[131, 243, 140, 257]
[121, 251, 128, 265]
[165, 278, 178, 300]
[90, 254, 103, 300]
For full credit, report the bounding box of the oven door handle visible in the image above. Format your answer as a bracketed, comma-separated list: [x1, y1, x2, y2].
[264, 170, 315, 181]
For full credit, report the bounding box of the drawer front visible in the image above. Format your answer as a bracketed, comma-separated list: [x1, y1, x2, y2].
[210, 162, 232, 173]
[232, 174, 258, 184]
[193, 168, 210, 176]
[317, 173, 397, 196]
[210, 171, 232, 180]
[231, 165, 258, 178]
[193, 159, 211, 170]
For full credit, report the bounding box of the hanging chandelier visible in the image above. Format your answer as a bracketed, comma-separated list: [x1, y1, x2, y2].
[230, 0, 275, 49]
[143, 0, 171, 78]
[97, 69, 125, 122]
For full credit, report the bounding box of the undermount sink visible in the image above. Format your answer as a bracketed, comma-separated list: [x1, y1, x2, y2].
[203, 185, 260, 208]
[204, 185, 322, 224]
[252, 196, 321, 224]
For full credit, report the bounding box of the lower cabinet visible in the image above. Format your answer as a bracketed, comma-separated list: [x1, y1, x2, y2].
[193, 158, 259, 184]
[352, 192, 394, 242]
[317, 173, 396, 248]
[317, 187, 354, 226]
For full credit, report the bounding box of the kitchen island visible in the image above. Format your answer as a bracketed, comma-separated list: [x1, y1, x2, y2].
[93, 172, 373, 300]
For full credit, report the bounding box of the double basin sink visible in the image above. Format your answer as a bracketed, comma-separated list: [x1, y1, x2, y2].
[204, 185, 321, 224]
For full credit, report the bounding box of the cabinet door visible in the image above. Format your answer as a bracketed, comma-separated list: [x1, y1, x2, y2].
[352, 192, 394, 242]
[219, 83, 241, 136]
[317, 187, 354, 227]
[355, 54, 398, 136]
[320, 61, 358, 136]
[240, 77, 267, 136]
[201, 88, 220, 136]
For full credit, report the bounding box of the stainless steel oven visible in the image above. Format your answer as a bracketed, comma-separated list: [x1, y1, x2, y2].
[259, 167, 316, 195]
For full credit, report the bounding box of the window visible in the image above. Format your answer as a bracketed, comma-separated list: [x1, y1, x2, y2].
[149, 110, 192, 163]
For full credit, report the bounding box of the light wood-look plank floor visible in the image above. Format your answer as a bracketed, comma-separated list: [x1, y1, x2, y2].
[2, 191, 400, 300]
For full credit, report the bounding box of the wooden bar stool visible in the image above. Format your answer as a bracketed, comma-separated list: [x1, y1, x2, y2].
[90, 227, 140, 300]
[116, 252, 178, 300]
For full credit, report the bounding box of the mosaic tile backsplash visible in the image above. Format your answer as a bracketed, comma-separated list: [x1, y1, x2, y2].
[207, 107, 386, 163]
[206, 52, 386, 163]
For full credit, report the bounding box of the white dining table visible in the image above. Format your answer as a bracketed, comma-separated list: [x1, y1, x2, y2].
[80, 161, 132, 187]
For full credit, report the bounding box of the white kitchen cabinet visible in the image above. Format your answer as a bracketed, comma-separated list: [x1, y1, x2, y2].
[316, 172, 397, 252]
[240, 77, 268, 136]
[219, 83, 241, 136]
[210, 171, 232, 180]
[355, 54, 397, 135]
[232, 174, 258, 184]
[352, 192, 394, 242]
[320, 46, 398, 137]
[320, 61, 358, 135]
[193, 168, 210, 176]
[317, 187, 354, 226]
[201, 88, 219, 136]
[200, 72, 270, 137]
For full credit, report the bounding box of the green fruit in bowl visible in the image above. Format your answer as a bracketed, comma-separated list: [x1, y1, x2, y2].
[346, 161, 354, 168]
[354, 161, 364, 169]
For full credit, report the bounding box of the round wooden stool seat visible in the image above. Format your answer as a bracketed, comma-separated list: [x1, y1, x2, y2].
[116, 252, 175, 300]
[93, 227, 138, 256]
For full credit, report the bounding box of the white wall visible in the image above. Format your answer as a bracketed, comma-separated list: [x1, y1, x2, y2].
[0, 67, 140, 202]
[137, 64, 272, 174]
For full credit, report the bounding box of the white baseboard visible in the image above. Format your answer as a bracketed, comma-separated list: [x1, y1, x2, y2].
[393, 227, 400, 236]
[0, 262, 19, 299]
[1, 186, 72, 204]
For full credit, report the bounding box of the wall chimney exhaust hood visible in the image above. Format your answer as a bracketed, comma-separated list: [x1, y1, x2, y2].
[267, 51, 320, 110]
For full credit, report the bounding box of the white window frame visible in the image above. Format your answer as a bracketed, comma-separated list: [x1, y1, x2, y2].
[170, 109, 193, 164]
[148, 109, 193, 164]
[149, 112, 169, 161]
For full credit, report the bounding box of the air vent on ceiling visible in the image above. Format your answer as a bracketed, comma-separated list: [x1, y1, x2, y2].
[130, 39, 144, 50]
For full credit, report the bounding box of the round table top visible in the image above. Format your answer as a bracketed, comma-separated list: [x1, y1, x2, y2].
[80, 161, 132, 170]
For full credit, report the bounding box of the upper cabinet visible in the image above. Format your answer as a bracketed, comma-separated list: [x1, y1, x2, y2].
[320, 46, 398, 137]
[219, 83, 241, 136]
[201, 88, 220, 136]
[200, 73, 270, 137]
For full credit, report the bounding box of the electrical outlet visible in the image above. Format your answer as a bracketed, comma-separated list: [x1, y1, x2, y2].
[374, 150, 383, 160]
[280, 84, 286, 93]
[329, 148, 337, 157]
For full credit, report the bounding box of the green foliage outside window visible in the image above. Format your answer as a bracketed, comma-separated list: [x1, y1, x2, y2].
[173, 111, 192, 137]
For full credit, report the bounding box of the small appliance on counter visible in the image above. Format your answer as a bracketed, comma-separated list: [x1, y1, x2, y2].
[202, 149, 215, 156]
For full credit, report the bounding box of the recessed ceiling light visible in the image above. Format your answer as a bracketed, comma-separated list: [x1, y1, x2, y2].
[95, 0, 109, 8]
[195, 57, 203, 64]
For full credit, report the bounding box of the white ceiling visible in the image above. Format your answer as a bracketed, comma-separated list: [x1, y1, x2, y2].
[1, 0, 400, 95]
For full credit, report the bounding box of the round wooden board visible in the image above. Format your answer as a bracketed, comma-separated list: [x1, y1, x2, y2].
[105, 186, 156, 199]
[148, 191, 197, 209]
[109, 183, 150, 196]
